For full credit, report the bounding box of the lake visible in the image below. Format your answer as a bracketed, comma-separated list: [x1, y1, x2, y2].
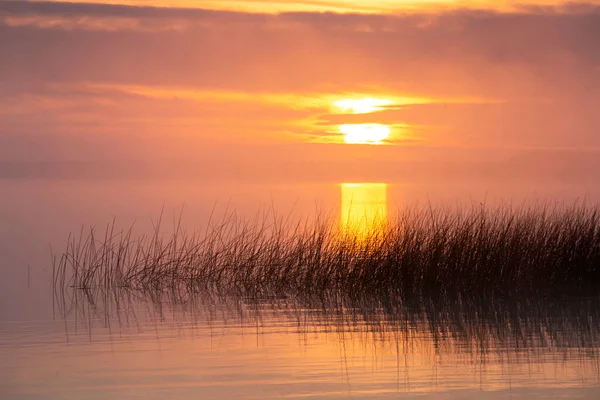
[2, 177, 600, 399]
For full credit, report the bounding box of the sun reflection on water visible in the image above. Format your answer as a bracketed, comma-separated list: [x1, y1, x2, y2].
[340, 183, 388, 239]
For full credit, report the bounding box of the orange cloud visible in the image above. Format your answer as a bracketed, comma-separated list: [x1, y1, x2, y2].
[1, 0, 600, 183]
[37, 0, 600, 14]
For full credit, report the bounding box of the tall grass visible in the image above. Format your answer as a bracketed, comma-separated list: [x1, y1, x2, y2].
[53, 203, 600, 297]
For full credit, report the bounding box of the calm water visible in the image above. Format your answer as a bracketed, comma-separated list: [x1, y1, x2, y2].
[2, 177, 600, 399]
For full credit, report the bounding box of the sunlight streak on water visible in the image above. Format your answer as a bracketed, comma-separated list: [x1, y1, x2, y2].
[340, 183, 388, 239]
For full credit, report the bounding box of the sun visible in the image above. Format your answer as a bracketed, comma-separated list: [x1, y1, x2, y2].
[339, 124, 391, 145]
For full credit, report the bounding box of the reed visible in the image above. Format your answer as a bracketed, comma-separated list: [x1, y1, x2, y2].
[52, 203, 600, 297]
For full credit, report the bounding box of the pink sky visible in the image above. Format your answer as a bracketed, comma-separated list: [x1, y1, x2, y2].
[1, 0, 599, 182]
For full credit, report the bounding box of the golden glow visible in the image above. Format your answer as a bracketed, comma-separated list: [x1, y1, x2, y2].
[341, 183, 388, 239]
[68, 83, 497, 145]
[339, 124, 391, 145]
[44, 1, 594, 15]
[333, 98, 394, 115]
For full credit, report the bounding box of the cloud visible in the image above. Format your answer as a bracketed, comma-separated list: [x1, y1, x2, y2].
[0, 0, 599, 171]
[1, 1, 599, 97]
[6, 0, 600, 15]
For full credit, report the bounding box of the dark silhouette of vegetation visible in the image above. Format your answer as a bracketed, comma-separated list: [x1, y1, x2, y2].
[52, 203, 600, 298]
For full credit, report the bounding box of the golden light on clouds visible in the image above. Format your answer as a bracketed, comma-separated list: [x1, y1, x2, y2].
[43, 0, 594, 14]
[341, 183, 388, 239]
[332, 98, 394, 115]
[75, 84, 485, 146]
[339, 124, 391, 145]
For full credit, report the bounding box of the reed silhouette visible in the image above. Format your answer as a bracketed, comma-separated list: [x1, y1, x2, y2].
[53, 203, 600, 298]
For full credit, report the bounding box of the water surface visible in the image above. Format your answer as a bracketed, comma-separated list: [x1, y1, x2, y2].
[1, 177, 600, 399]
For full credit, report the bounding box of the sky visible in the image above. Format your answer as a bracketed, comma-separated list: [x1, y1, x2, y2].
[1, 0, 600, 182]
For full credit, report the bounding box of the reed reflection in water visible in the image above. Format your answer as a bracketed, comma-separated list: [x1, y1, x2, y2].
[18, 289, 597, 399]
[340, 183, 388, 239]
